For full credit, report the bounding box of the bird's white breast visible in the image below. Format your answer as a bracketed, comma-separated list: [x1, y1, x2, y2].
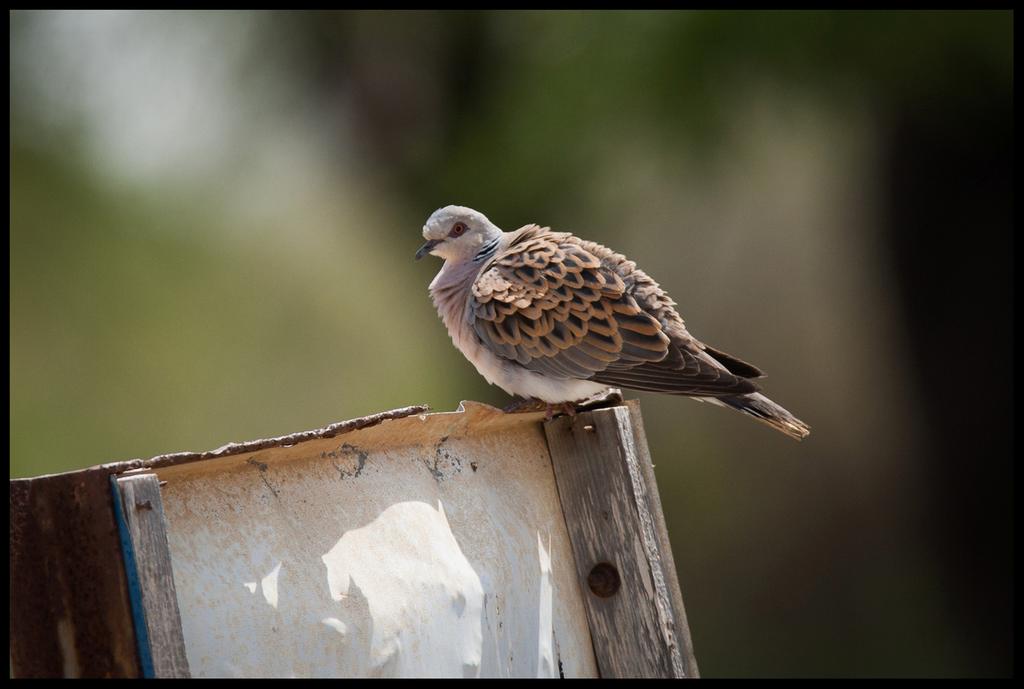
[429, 261, 607, 403]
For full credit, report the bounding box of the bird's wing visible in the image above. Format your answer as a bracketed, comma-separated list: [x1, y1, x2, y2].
[469, 225, 758, 396]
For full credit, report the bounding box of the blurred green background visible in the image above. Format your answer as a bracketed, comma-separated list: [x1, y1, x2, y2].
[10, 10, 1013, 678]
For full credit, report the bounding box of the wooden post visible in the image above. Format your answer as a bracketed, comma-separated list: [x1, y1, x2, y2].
[113, 474, 191, 678]
[544, 402, 699, 678]
[9, 469, 141, 678]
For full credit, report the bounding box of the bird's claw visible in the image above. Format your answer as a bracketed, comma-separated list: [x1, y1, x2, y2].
[502, 397, 548, 414]
[544, 402, 579, 421]
[504, 395, 610, 421]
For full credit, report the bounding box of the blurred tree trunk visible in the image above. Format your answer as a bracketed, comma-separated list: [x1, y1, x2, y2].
[880, 83, 1013, 673]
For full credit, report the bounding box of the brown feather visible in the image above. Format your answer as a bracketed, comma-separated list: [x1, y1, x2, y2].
[470, 224, 758, 398]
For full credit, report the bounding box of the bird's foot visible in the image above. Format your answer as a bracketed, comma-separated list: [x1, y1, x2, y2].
[543, 389, 624, 421]
[502, 397, 548, 414]
[506, 392, 620, 421]
[544, 402, 579, 421]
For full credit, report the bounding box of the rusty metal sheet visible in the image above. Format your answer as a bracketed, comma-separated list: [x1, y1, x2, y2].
[101, 404, 431, 475]
[152, 401, 599, 678]
[10, 469, 141, 678]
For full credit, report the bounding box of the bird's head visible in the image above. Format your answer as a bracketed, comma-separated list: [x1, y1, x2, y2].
[416, 205, 502, 262]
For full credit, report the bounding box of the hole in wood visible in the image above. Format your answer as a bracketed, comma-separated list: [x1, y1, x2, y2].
[587, 562, 621, 598]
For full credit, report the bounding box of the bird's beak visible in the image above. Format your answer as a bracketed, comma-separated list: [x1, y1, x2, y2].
[415, 239, 441, 261]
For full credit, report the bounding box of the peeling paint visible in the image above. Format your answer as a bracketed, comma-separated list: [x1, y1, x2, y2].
[260, 562, 282, 609]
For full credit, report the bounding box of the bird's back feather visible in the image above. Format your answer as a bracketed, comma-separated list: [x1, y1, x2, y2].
[469, 225, 759, 397]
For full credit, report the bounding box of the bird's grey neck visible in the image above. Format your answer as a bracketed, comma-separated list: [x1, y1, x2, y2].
[473, 236, 501, 263]
[429, 233, 504, 342]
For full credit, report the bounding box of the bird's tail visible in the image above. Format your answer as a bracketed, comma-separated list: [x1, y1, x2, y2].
[712, 392, 810, 441]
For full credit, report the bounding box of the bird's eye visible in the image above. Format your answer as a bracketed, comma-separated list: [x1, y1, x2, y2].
[450, 222, 466, 237]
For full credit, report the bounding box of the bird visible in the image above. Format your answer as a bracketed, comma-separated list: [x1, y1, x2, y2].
[415, 205, 810, 440]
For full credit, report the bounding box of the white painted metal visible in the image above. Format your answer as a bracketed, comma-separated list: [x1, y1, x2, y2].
[154, 402, 598, 678]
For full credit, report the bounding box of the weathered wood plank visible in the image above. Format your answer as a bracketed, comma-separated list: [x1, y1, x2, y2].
[544, 404, 697, 678]
[115, 474, 191, 678]
[624, 401, 699, 675]
[10, 469, 141, 678]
